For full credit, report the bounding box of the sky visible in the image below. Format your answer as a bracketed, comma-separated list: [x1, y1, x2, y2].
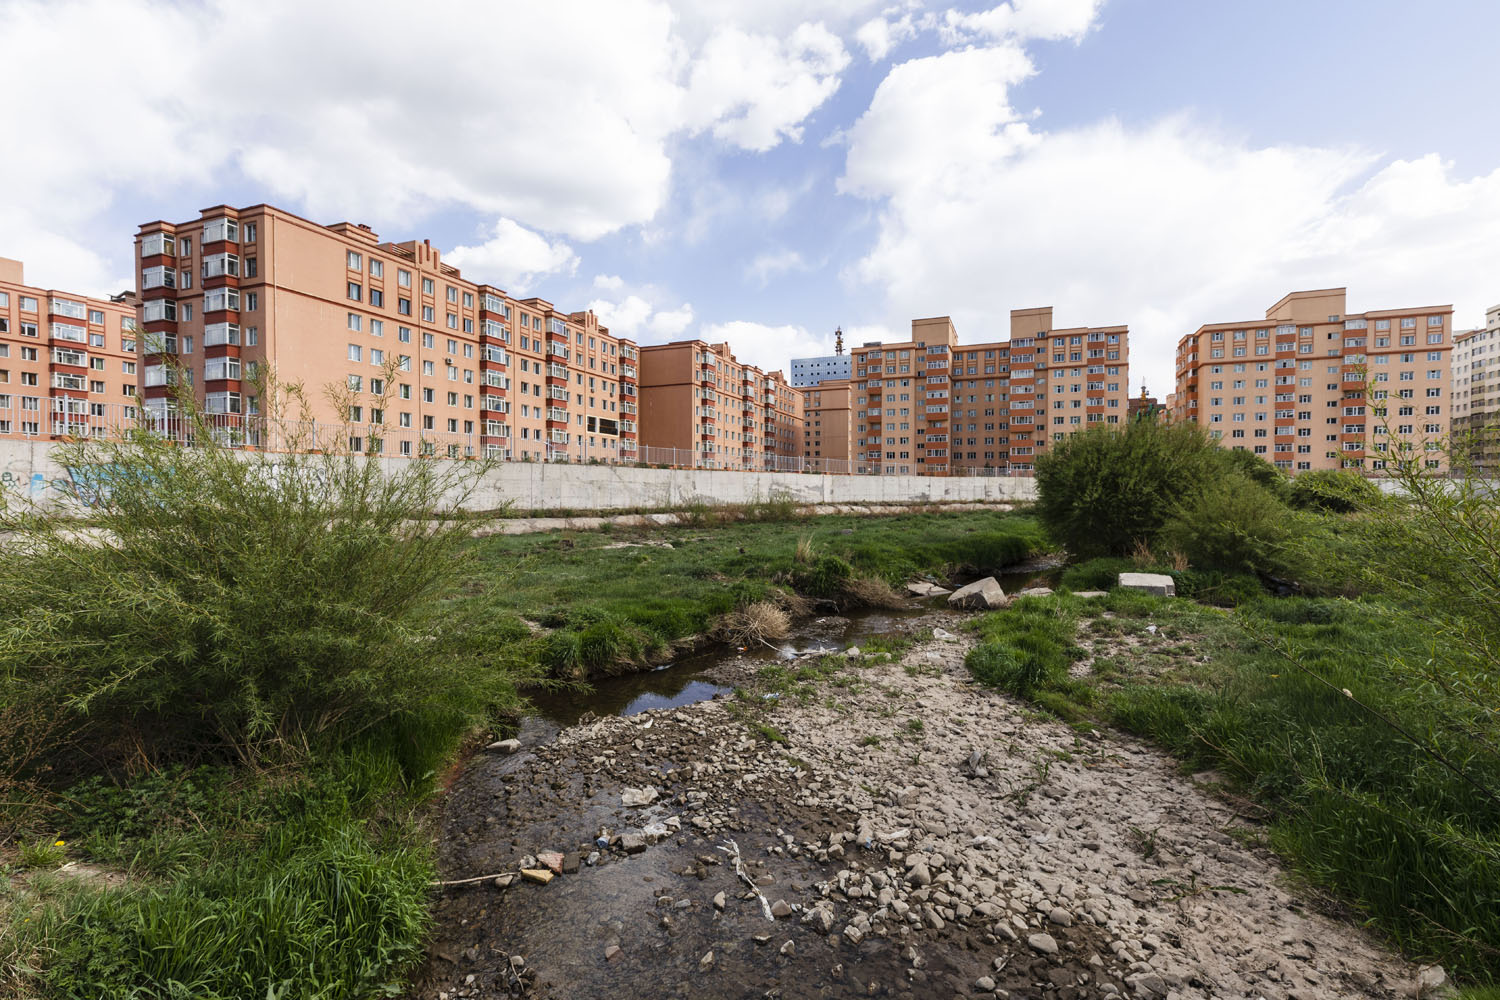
[3, 0, 1498, 396]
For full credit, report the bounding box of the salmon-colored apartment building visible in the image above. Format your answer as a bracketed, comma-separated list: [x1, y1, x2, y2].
[133, 205, 639, 461]
[637, 340, 804, 470]
[0, 257, 139, 440]
[1173, 288, 1454, 473]
[850, 308, 1130, 475]
[802, 379, 853, 466]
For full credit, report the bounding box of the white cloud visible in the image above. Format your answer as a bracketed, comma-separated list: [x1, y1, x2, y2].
[683, 23, 850, 151]
[447, 219, 579, 294]
[840, 41, 1500, 396]
[855, 9, 918, 60]
[0, 0, 857, 294]
[941, 0, 1105, 44]
[587, 294, 696, 340]
[746, 249, 810, 286]
[699, 320, 830, 373]
[650, 304, 698, 337]
[593, 274, 625, 291]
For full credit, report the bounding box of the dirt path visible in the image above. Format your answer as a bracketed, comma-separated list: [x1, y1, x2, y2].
[415, 614, 1415, 1000]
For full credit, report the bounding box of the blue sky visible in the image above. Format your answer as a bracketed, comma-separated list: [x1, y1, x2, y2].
[4, 0, 1497, 395]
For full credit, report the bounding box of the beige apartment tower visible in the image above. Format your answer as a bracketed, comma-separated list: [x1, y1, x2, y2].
[0, 257, 139, 441]
[637, 339, 804, 470]
[849, 308, 1129, 475]
[802, 378, 853, 466]
[134, 205, 639, 461]
[1173, 288, 1454, 474]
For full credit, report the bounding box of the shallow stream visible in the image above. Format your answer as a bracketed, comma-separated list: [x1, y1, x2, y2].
[528, 566, 1056, 727]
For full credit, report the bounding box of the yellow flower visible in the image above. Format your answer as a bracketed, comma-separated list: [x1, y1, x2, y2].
[54, 840, 65, 847]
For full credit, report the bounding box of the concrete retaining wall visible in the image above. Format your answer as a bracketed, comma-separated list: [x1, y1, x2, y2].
[0, 438, 1037, 511]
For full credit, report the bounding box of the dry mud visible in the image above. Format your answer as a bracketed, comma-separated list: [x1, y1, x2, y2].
[414, 613, 1415, 1000]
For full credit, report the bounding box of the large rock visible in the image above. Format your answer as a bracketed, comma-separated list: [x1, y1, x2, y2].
[1117, 572, 1176, 597]
[947, 577, 1007, 610]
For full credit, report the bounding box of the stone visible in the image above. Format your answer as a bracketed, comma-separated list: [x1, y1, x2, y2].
[780, 939, 796, 957]
[536, 851, 564, 874]
[1072, 590, 1108, 599]
[520, 868, 554, 885]
[562, 853, 581, 874]
[907, 862, 932, 887]
[604, 944, 622, 962]
[1018, 587, 1054, 597]
[843, 924, 865, 945]
[975, 976, 996, 992]
[1414, 965, 1453, 998]
[1125, 972, 1167, 996]
[485, 739, 521, 753]
[1117, 572, 1175, 597]
[1047, 907, 1072, 927]
[1027, 933, 1058, 955]
[932, 627, 959, 641]
[621, 786, 659, 807]
[948, 577, 1007, 610]
[699, 951, 715, 971]
[844, 647, 862, 658]
[713, 891, 726, 910]
[619, 833, 647, 854]
[771, 898, 792, 918]
[906, 581, 952, 597]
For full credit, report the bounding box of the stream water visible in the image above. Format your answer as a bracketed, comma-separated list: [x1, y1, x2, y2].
[528, 566, 1057, 727]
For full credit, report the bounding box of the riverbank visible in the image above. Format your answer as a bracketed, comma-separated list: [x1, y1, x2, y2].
[415, 607, 1419, 1000]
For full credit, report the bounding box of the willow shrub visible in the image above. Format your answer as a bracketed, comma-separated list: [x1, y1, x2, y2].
[0, 405, 538, 768]
[1033, 419, 1227, 560]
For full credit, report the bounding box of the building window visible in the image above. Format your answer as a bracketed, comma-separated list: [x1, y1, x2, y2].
[348, 282, 361, 301]
[348, 251, 362, 271]
[348, 344, 362, 361]
[370, 259, 383, 278]
[370, 289, 383, 308]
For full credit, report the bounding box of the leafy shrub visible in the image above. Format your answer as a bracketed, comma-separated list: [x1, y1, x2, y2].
[0, 399, 538, 767]
[1159, 477, 1291, 575]
[795, 555, 853, 597]
[1034, 420, 1225, 559]
[1287, 468, 1382, 513]
[1213, 447, 1289, 500]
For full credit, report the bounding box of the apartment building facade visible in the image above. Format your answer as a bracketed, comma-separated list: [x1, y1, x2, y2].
[133, 205, 638, 461]
[1173, 288, 1454, 473]
[849, 308, 1130, 475]
[1452, 305, 1500, 472]
[802, 378, 853, 466]
[0, 257, 139, 440]
[637, 340, 804, 470]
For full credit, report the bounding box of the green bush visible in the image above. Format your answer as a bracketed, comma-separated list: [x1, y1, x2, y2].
[1287, 468, 1381, 513]
[795, 555, 853, 597]
[1034, 420, 1226, 559]
[1213, 447, 1289, 500]
[1159, 476, 1291, 575]
[0, 407, 537, 765]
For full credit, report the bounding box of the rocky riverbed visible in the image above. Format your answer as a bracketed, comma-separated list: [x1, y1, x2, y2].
[413, 610, 1418, 1000]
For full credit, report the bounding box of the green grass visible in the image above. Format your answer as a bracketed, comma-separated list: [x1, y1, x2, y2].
[6, 750, 432, 1000]
[966, 587, 1500, 982]
[464, 510, 1048, 677]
